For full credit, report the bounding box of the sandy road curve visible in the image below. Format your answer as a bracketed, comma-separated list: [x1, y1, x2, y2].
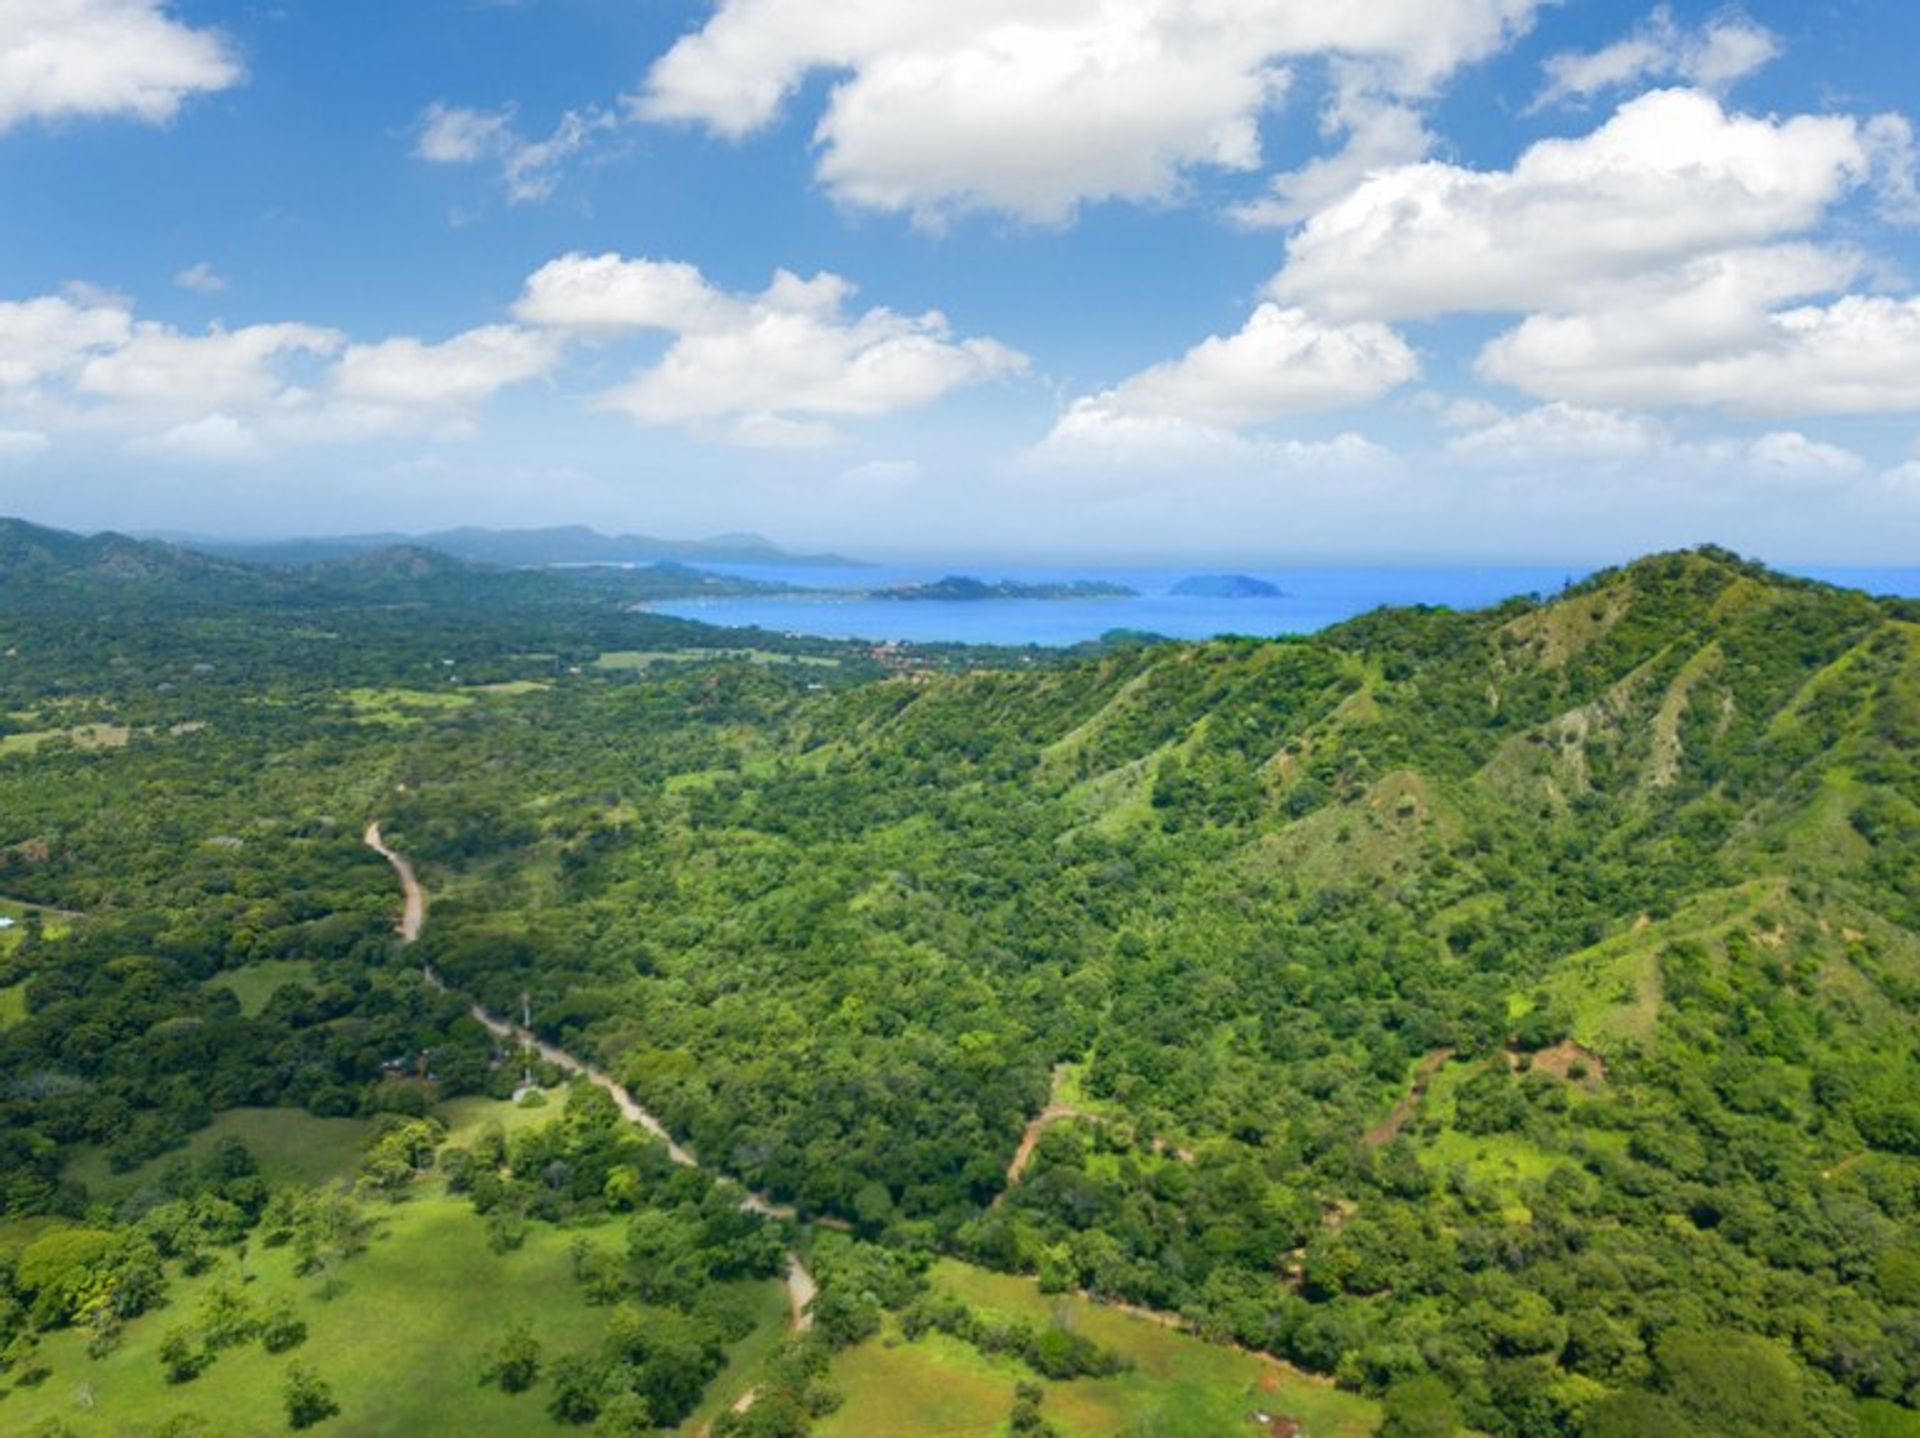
[363, 822, 815, 1335]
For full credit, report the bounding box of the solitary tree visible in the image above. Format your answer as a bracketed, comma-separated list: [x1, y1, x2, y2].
[158, 1325, 209, 1384]
[260, 1297, 308, 1354]
[482, 1321, 542, 1394]
[283, 1364, 340, 1429]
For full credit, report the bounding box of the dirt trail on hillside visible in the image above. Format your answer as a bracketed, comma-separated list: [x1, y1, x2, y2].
[999, 1067, 1196, 1204]
[1004, 1066, 1098, 1189]
[1363, 1047, 1456, 1148]
[1005, 1102, 1095, 1187]
[363, 822, 814, 1333]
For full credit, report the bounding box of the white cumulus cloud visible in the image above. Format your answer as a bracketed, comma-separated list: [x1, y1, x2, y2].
[1260, 87, 1920, 419]
[0, 0, 241, 133]
[513, 254, 736, 335]
[516, 253, 1026, 439]
[0, 293, 135, 388]
[1061, 304, 1418, 436]
[333, 326, 560, 410]
[634, 0, 1546, 223]
[1271, 89, 1878, 322]
[1234, 92, 1436, 228]
[1480, 289, 1920, 416]
[0, 287, 565, 453]
[74, 321, 342, 412]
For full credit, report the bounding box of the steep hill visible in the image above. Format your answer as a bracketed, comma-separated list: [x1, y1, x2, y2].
[384, 547, 1920, 1436]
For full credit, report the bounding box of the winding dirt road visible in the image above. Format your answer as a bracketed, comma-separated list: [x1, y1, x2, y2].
[363, 822, 816, 1334]
[365, 823, 1354, 1425]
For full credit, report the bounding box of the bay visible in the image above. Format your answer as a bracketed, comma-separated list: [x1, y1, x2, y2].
[644, 561, 1920, 648]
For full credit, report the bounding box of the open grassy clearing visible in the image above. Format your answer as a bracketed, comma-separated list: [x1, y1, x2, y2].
[338, 687, 477, 724]
[64, 1108, 377, 1202]
[0, 723, 134, 757]
[1420, 1129, 1563, 1203]
[819, 1259, 1379, 1438]
[436, 1093, 568, 1148]
[0, 982, 24, 1029]
[819, 1328, 1019, 1438]
[1, 1196, 645, 1438]
[203, 960, 320, 1016]
[66, 1096, 557, 1203]
[675, 1278, 793, 1435]
[1862, 1397, 1920, 1437]
[26, 1097, 795, 1437]
[593, 648, 839, 671]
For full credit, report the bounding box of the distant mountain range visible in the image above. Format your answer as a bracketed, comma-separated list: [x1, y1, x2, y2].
[0, 517, 253, 587]
[0, 517, 793, 609]
[144, 524, 863, 570]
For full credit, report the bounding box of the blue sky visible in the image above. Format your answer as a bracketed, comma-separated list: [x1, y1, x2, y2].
[2, 0, 1919, 561]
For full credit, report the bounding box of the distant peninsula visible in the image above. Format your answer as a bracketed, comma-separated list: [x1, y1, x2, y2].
[1171, 573, 1286, 598]
[873, 575, 1139, 602]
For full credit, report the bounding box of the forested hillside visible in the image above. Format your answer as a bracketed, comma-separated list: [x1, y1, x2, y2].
[3, 538, 1918, 1437]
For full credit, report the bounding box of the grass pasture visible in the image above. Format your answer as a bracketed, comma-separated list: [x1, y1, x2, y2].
[1, 1197, 654, 1438]
[436, 1093, 565, 1148]
[820, 1260, 1379, 1438]
[594, 648, 839, 671]
[676, 1278, 794, 1435]
[0, 723, 133, 757]
[1419, 1129, 1563, 1205]
[339, 687, 476, 725]
[204, 960, 319, 1016]
[64, 1108, 376, 1203]
[1861, 1398, 1920, 1437]
[22, 1096, 794, 1437]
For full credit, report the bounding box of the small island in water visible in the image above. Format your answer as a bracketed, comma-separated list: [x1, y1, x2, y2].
[873, 574, 1139, 602]
[1171, 573, 1286, 598]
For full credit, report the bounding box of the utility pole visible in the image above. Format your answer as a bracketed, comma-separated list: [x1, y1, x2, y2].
[520, 990, 534, 1092]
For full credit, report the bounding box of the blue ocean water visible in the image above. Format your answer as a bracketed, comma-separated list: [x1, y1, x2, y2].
[645, 562, 1920, 649]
